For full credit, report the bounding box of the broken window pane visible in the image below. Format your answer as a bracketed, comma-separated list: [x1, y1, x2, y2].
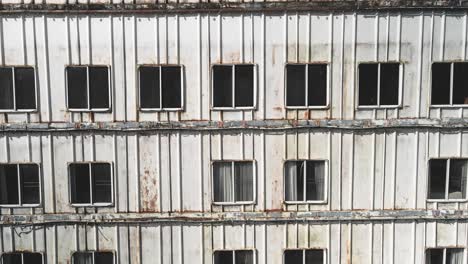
[428, 159, 447, 199]
[67, 67, 88, 109]
[308, 64, 327, 106]
[448, 159, 468, 199]
[14, 67, 36, 110]
[379, 63, 400, 105]
[235, 251, 253, 264]
[359, 64, 378, 106]
[305, 161, 325, 201]
[213, 65, 233, 107]
[139, 66, 160, 109]
[0, 164, 19, 205]
[213, 162, 233, 202]
[284, 250, 303, 264]
[0, 67, 14, 110]
[453, 62, 468, 105]
[214, 251, 233, 264]
[162, 66, 182, 108]
[235, 65, 254, 107]
[431, 63, 451, 105]
[305, 250, 324, 264]
[234, 162, 254, 202]
[23, 253, 43, 264]
[426, 249, 444, 264]
[20, 164, 40, 204]
[286, 65, 306, 106]
[89, 67, 109, 109]
[70, 163, 91, 204]
[92, 163, 112, 203]
[95, 252, 114, 264]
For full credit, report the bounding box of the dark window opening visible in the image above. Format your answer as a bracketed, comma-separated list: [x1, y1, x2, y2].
[213, 65, 254, 108]
[139, 66, 182, 110]
[453, 62, 468, 105]
[73, 252, 114, 264]
[70, 162, 112, 205]
[67, 66, 110, 110]
[284, 249, 324, 264]
[432, 62, 468, 105]
[431, 63, 451, 105]
[0, 163, 40, 206]
[0, 67, 36, 110]
[428, 159, 467, 200]
[2, 252, 43, 264]
[286, 64, 327, 107]
[214, 250, 253, 264]
[285, 160, 326, 202]
[213, 161, 254, 203]
[426, 248, 464, 264]
[359, 63, 400, 106]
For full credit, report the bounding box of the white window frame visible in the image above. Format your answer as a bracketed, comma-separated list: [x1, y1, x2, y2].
[284, 63, 330, 110]
[137, 64, 185, 112]
[211, 160, 257, 205]
[65, 65, 112, 112]
[425, 247, 466, 264]
[0, 162, 42, 208]
[283, 248, 327, 264]
[427, 158, 468, 202]
[283, 160, 328, 205]
[71, 251, 115, 264]
[356, 62, 403, 109]
[210, 64, 257, 111]
[430, 61, 468, 108]
[1, 252, 44, 264]
[68, 162, 114, 207]
[0, 66, 38, 113]
[212, 249, 256, 264]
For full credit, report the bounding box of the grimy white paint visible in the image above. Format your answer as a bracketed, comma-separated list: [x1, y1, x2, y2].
[0, 0, 468, 263]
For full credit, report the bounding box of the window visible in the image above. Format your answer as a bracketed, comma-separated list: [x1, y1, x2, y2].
[1, 252, 43, 264]
[426, 248, 464, 264]
[0, 67, 36, 111]
[66, 66, 110, 111]
[432, 62, 468, 106]
[0, 163, 40, 206]
[358, 63, 401, 107]
[286, 64, 328, 108]
[72, 252, 114, 264]
[428, 159, 468, 200]
[214, 250, 253, 264]
[212, 161, 254, 203]
[139, 65, 183, 110]
[69, 162, 112, 205]
[284, 249, 325, 264]
[212, 64, 255, 109]
[284, 160, 326, 203]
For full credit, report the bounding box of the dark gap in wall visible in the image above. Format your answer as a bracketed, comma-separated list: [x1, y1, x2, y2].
[358, 64, 378, 106]
[431, 63, 451, 105]
[139, 66, 160, 109]
[0, 67, 13, 109]
[234, 65, 254, 107]
[379, 63, 399, 105]
[453, 62, 468, 104]
[89, 66, 109, 109]
[213, 65, 233, 108]
[162, 66, 182, 108]
[14, 67, 36, 110]
[308, 64, 327, 106]
[286, 64, 306, 106]
[67, 67, 88, 109]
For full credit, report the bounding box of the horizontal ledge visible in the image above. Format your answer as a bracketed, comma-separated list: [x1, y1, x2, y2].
[0, 119, 467, 133]
[2, 210, 468, 226]
[0, 1, 467, 13]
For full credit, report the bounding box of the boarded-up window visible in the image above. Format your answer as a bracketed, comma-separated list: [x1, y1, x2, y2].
[213, 161, 254, 203]
[426, 248, 464, 264]
[284, 160, 326, 202]
[1, 252, 43, 264]
[286, 64, 327, 107]
[69, 162, 112, 205]
[214, 250, 253, 264]
[358, 63, 400, 106]
[72, 252, 114, 264]
[428, 159, 468, 200]
[0, 163, 40, 206]
[432, 62, 468, 105]
[0, 67, 36, 111]
[139, 66, 182, 110]
[284, 249, 325, 264]
[67, 66, 110, 111]
[212, 65, 255, 108]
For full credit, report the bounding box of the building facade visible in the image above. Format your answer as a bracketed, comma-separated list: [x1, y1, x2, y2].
[0, 0, 468, 263]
